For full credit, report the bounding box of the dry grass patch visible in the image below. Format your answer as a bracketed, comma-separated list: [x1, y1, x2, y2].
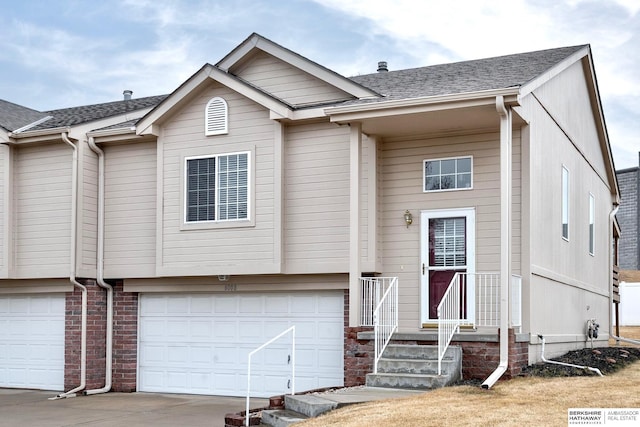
[297, 327, 640, 427]
[297, 363, 640, 427]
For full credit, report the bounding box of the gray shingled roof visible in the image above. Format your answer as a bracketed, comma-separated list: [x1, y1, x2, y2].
[27, 94, 169, 131]
[0, 99, 49, 132]
[2, 45, 587, 135]
[348, 45, 587, 103]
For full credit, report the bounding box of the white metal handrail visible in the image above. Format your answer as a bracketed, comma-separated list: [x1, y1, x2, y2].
[373, 277, 398, 374]
[437, 272, 464, 375]
[437, 272, 522, 374]
[245, 326, 295, 427]
[360, 277, 396, 326]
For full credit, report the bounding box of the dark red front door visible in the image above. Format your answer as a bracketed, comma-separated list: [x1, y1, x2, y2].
[427, 216, 467, 320]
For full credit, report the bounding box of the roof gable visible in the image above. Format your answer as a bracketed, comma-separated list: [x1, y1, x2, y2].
[217, 33, 379, 100]
[232, 49, 356, 107]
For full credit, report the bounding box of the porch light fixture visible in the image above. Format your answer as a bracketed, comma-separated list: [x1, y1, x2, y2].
[404, 210, 413, 228]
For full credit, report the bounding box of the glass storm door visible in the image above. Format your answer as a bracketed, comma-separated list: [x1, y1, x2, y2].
[421, 209, 475, 324]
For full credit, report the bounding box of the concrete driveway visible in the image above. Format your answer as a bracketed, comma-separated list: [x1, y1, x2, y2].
[0, 388, 268, 427]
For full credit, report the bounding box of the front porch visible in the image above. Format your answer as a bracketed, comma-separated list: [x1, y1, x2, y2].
[343, 274, 528, 387]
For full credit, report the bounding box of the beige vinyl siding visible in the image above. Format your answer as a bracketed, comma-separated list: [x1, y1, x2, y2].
[103, 141, 156, 278]
[519, 71, 614, 344]
[0, 145, 6, 273]
[14, 143, 71, 278]
[160, 84, 276, 274]
[79, 142, 97, 275]
[284, 122, 350, 273]
[125, 273, 348, 293]
[360, 135, 372, 270]
[533, 60, 609, 181]
[379, 132, 522, 331]
[525, 91, 612, 291]
[234, 51, 352, 106]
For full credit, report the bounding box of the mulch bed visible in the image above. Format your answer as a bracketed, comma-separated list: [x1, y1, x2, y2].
[454, 347, 640, 387]
[521, 346, 640, 377]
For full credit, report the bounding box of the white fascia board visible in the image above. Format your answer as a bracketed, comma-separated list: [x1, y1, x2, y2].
[137, 65, 214, 135]
[269, 107, 326, 121]
[7, 126, 70, 143]
[326, 88, 520, 122]
[88, 127, 136, 138]
[218, 34, 378, 99]
[519, 46, 589, 98]
[137, 64, 294, 135]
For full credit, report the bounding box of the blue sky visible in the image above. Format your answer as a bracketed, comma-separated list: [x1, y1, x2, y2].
[0, 0, 638, 168]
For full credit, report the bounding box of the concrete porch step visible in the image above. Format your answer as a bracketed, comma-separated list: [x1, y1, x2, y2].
[365, 372, 454, 390]
[376, 357, 459, 376]
[381, 344, 461, 360]
[260, 388, 425, 426]
[260, 409, 308, 427]
[365, 344, 462, 390]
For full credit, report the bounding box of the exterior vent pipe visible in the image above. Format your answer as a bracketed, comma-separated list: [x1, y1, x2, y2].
[377, 61, 388, 72]
[123, 90, 133, 101]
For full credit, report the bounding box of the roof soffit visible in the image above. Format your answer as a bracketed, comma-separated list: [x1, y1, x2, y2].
[217, 33, 380, 100]
[326, 88, 520, 123]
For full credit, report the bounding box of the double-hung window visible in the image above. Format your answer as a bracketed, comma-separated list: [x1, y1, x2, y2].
[424, 156, 472, 192]
[185, 152, 249, 223]
[561, 165, 570, 240]
[589, 193, 595, 255]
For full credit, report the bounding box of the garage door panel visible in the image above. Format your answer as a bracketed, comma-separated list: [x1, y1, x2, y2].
[214, 321, 237, 339]
[139, 292, 344, 397]
[239, 296, 262, 314]
[264, 295, 288, 313]
[214, 295, 237, 313]
[0, 294, 65, 390]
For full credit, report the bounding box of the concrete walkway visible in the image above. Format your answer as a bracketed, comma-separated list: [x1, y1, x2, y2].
[0, 388, 268, 427]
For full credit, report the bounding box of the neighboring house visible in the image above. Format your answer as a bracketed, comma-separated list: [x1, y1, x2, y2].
[615, 154, 640, 325]
[0, 33, 619, 397]
[617, 155, 639, 272]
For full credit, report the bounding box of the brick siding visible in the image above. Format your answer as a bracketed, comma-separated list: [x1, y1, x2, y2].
[64, 279, 107, 391]
[112, 280, 138, 392]
[63, 279, 138, 393]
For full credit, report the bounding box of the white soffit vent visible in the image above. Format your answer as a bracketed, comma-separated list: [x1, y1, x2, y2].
[205, 97, 228, 136]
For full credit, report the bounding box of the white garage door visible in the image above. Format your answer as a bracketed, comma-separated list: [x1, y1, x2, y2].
[138, 292, 344, 397]
[0, 294, 65, 390]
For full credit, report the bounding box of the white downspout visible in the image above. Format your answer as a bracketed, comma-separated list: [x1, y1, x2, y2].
[85, 137, 113, 395]
[538, 335, 603, 376]
[51, 132, 87, 399]
[482, 96, 512, 389]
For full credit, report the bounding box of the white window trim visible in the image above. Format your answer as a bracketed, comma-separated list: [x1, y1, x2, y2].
[589, 192, 595, 256]
[205, 97, 228, 136]
[423, 155, 473, 193]
[561, 165, 570, 241]
[181, 150, 254, 230]
[420, 207, 476, 325]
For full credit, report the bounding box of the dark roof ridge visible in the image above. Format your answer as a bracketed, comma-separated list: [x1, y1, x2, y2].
[350, 44, 588, 78]
[43, 94, 168, 115]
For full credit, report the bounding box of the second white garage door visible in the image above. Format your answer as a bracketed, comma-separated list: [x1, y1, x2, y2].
[138, 291, 344, 397]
